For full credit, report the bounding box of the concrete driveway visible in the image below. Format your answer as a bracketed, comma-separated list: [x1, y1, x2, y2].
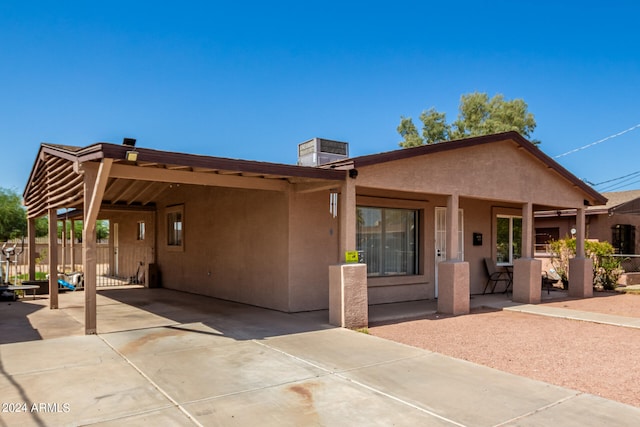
[1, 287, 639, 426]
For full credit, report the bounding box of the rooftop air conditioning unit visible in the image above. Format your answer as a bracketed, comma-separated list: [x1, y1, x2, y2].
[297, 138, 349, 166]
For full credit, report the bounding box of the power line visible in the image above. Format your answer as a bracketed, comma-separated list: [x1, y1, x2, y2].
[593, 170, 640, 187]
[554, 123, 640, 158]
[600, 177, 640, 192]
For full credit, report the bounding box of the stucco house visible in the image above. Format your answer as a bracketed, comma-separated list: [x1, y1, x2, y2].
[535, 190, 640, 255]
[22, 131, 606, 333]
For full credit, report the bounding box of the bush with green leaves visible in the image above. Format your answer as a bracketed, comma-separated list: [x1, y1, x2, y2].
[548, 238, 623, 290]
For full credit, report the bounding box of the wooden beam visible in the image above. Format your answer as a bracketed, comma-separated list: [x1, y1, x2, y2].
[28, 218, 36, 281]
[84, 159, 113, 235]
[110, 163, 290, 192]
[48, 208, 58, 309]
[82, 159, 113, 335]
[294, 181, 340, 194]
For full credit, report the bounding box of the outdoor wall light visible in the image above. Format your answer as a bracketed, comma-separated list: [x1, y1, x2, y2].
[125, 150, 139, 162]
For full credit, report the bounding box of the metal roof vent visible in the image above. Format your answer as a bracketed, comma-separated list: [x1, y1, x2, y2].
[297, 138, 349, 166]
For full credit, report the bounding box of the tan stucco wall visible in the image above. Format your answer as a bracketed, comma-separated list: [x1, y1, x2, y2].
[287, 191, 339, 311]
[155, 185, 290, 311]
[356, 140, 587, 208]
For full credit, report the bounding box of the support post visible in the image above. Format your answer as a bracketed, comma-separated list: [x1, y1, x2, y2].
[513, 202, 541, 303]
[28, 217, 36, 281]
[82, 159, 113, 335]
[61, 218, 67, 274]
[48, 208, 58, 309]
[569, 207, 593, 298]
[329, 263, 368, 328]
[339, 177, 356, 262]
[437, 193, 470, 315]
[70, 219, 76, 272]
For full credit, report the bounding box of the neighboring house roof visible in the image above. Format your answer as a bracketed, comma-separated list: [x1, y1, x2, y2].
[591, 190, 640, 215]
[536, 189, 640, 217]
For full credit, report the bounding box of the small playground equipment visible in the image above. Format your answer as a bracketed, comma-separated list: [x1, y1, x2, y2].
[0, 239, 25, 300]
[57, 271, 84, 291]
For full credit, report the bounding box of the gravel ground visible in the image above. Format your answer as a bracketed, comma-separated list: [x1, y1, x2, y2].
[369, 292, 640, 408]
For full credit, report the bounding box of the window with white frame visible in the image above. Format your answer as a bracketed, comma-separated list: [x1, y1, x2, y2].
[497, 215, 522, 265]
[356, 206, 418, 276]
[167, 205, 184, 250]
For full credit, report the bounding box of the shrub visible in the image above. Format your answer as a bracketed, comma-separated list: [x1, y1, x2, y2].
[548, 238, 623, 290]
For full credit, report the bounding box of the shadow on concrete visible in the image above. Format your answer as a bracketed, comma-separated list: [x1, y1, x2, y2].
[93, 287, 334, 341]
[0, 299, 45, 344]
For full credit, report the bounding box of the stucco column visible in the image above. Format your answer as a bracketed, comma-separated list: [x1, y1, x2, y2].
[569, 207, 593, 298]
[446, 193, 459, 260]
[48, 209, 59, 309]
[28, 217, 36, 281]
[331, 175, 368, 327]
[513, 202, 541, 303]
[339, 176, 357, 262]
[437, 193, 469, 315]
[521, 202, 534, 259]
[329, 263, 368, 328]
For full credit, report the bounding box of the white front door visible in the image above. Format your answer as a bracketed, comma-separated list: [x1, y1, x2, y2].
[434, 207, 464, 298]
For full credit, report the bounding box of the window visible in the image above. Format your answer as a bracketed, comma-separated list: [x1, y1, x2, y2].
[137, 221, 146, 241]
[612, 224, 635, 254]
[497, 215, 522, 264]
[535, 227, 559, 253]
[167, 205, 184, 250]
[356, 207, 418, 276]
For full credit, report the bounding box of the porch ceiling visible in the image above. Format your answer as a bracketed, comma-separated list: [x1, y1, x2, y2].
[24, 143, 346, 219]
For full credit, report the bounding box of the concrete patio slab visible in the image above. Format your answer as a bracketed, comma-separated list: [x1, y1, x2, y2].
[501, 393, 640, 426]
[2, 287, 640, 426]
[182, 375, 454, 427]
[0, 336, 173, 426]
[339, 351, 580, 427]
[88, 407, 195, 426]
[263, 328, 428, 372]
[501, 304, 640, 329]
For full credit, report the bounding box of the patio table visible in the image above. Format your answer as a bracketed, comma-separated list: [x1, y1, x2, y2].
[0, 285, 40, 300]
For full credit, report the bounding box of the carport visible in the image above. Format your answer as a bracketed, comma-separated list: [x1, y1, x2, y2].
[23, 141, 345, 334]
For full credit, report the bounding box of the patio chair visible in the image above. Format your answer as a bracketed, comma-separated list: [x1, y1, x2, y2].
[483, 258, 511, 294]
[541, 268, 560, 295]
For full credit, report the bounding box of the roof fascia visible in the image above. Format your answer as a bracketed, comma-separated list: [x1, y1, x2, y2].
[98, 143, 346, 181]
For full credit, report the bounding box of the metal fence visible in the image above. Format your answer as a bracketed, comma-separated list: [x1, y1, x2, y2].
[1, 241, 146, 288]
[613, 254, 640, 273]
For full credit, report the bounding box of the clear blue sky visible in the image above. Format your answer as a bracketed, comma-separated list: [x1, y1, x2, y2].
[2, 1, 639, 194]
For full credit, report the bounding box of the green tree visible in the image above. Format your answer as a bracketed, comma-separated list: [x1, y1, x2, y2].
[0, 187, 53, 240]
[73, 220, 109, 242]
[398, 92, 537, 147]
[0, 187, 27, 240]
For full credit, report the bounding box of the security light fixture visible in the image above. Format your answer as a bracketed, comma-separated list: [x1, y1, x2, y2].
[125, 150, 139, 162]
[122, 138, 137, 147]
